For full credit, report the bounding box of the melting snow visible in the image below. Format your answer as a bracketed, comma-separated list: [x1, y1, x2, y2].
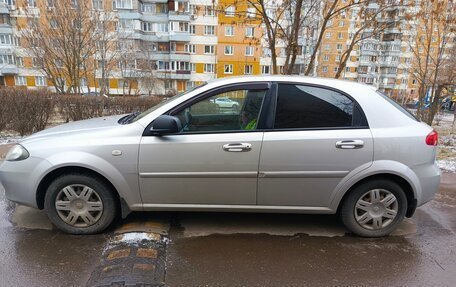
[437, 160, 456, 173]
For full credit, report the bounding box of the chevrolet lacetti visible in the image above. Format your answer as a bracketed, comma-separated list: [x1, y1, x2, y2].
[0, 76, 440, 237]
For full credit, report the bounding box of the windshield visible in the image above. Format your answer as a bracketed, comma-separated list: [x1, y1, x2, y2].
[131, 84, 206, 123]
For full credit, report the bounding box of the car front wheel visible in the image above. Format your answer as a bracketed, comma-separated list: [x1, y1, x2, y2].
[340, 179, 407, 237]
[44, 174, 118, 234]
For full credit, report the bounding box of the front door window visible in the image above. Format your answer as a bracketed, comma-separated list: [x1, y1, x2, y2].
[173, 89, 267, 133]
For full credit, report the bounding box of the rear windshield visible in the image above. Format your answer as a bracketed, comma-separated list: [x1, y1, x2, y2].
[377, 92, 418, 121]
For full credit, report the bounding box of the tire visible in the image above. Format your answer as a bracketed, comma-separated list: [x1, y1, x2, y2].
[44, 173, 118, 235]
[340, 179, 407, 237]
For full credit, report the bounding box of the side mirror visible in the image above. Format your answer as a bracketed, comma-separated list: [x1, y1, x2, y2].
[150, 115, 182, 136]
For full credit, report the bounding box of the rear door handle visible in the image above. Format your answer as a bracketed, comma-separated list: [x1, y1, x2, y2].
[223, 143, 252, 152]
[335, 140, 364, 149]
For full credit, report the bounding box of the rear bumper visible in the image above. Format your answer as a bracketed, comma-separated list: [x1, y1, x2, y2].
[0, 157, 51, 208]
[413, 163, 441, 207]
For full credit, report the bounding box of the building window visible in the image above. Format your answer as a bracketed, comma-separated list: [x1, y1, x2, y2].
[185, 44, 196, 54]
[204, 45, 215, 54]
[245, 46, 254, 56]
[225, 5, 235, 17]
[261, 65, 270, 74]
[224, 45, 233, 55]
[164, 80, 173, 90]
[141, 22, 153, 32]
[325, 32, 331, 38]
[338, 32, 343, 39]
[205, 5, 215, 16]
[336, 55, 341, 62]
[0, 34, 12, 45]
[323, 55, 329, 61]
[244, 65, 252, 75]
[190, 63, 196, 72]
[157, 61, 169, 70]
[16, 57, 23, 67]
[224, 64, 233, 74]
[189, 25, 196, 35]
[247, 7, 256, 18]
[92, 0, 103, 10]
[186, 81, 196, 89]
[204, 63, 214, 73]
[322, 66, 328, 73]
[35, 76, 46, 86]
[245, 27, 254, 37]
[27, 0, 37, 7]
[80, 78, 88, 87]
[339, 21, 345, 27]
[336, 43, 343, 51]
[324, 44, 330, 51]
[204, 25, 215, 35]
[225, 26, 234, 36]
[15, 76, 26, 86]
[113, 0, 132, 10]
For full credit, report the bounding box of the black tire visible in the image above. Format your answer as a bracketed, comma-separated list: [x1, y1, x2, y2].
[44, 173, 118, 235]
[340, 179, 407, 237]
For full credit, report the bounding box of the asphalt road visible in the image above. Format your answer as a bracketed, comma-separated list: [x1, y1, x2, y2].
[0, 173, 454, 287]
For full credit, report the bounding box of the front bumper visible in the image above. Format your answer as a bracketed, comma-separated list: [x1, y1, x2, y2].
[0, 157, 51, 208]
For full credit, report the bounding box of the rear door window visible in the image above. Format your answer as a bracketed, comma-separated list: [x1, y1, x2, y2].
[274, 84, 358, 129]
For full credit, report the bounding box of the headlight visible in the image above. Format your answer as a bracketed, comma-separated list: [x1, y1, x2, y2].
[4, 145, 30, 161]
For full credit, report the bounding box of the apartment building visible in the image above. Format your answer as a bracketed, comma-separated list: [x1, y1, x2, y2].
[0, 0, 219, 95]
[0, 0, 452, 99]
[217, 0, 261, 78]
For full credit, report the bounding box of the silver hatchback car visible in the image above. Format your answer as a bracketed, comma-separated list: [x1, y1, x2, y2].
[0, 76, 440, 237]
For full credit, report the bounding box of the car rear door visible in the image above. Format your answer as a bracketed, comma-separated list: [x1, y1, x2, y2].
[138, 83, 271, 206]
[257, 83, 373, 208]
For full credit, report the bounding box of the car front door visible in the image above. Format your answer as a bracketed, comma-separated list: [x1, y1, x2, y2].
[138, 83, 271, 205]
[258, 83, 373, 208]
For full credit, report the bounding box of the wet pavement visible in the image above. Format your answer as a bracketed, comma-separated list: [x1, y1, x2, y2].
[0, 172, 455, 286]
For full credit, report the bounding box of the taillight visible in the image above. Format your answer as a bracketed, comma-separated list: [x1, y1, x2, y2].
[425, 130, 438, 146]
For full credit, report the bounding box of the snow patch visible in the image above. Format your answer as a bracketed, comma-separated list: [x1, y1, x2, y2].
[0, 135, 22, 145]
[117, 232, 153, 244]
[437, 160, 456, 173]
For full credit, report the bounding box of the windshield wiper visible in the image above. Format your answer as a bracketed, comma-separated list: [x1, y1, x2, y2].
[119, 111, 140, 125]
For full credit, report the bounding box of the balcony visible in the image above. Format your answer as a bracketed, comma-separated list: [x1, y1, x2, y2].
[169, 32, 190, 42]
[156, 71, 191, 80]
[379, 82, 396, 89]
[0, 64, 18, 75]
[169, 11, 191, 22]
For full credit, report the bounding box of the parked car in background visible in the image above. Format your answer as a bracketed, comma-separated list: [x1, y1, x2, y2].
[0, 76, 440, 237]
[211, 97, 239, 109]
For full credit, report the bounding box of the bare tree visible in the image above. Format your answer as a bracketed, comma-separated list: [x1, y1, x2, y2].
[407, 0, 455, 125]
[334, 0, 406, 79]
[92, 10, 122, 96]
[137, 42, 159, 96]
[241, 0, 319, 74]
[21, 0, 98, 94]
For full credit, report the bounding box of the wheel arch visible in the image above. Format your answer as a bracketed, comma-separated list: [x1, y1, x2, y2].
[336, 173, 417, 218]
[36, 166, 121, 210]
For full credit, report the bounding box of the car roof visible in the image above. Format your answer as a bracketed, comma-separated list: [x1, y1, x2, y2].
[204, 75, 377, 97]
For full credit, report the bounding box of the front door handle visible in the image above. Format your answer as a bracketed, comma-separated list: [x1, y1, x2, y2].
[223, 143, 252, 152]
[335, 140, 364, 149]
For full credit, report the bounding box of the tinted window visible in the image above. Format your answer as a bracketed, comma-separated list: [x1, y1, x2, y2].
[274, 84, 354, 129]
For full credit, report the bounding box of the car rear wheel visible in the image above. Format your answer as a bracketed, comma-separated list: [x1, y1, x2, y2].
[44, 174, 118, 234]
[340, 179, 407, 237]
